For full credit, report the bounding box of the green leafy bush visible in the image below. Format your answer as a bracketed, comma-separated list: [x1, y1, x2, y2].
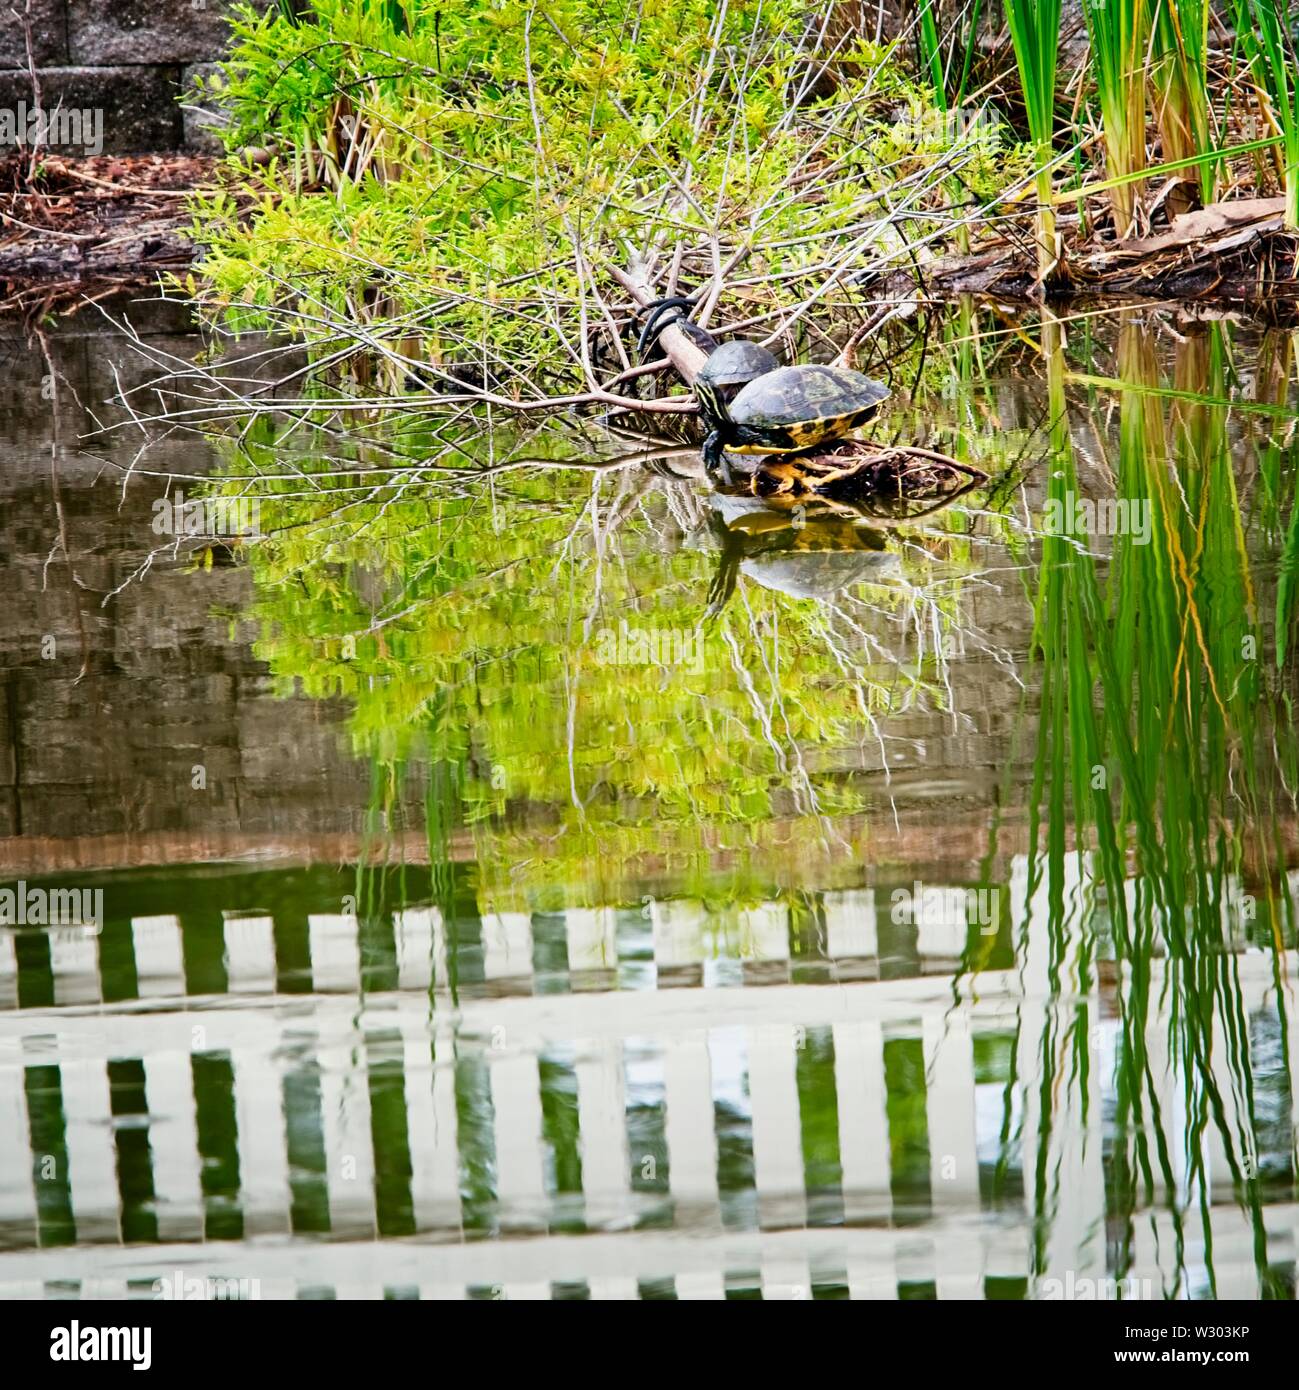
[184, 1, 1027, 390]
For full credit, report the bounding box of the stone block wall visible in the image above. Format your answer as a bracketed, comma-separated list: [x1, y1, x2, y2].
[0, 1, 274, 155]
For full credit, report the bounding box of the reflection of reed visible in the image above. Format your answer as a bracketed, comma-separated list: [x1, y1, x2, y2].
[975, 310, 1299, 1299]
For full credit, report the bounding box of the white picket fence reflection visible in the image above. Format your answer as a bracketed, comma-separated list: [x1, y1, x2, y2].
[0, 858, 1295, 1300]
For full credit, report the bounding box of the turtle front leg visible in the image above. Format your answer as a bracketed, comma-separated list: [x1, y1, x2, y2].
[702, 431, 733, 486]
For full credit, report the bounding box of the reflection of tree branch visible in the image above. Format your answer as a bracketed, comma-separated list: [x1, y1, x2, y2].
[34, 327, 91, 680]
[92, 437, 698, 491]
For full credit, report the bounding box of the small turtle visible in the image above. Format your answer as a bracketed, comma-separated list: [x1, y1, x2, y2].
[695, 362, 891, 480]
[693, 338, 780, 408]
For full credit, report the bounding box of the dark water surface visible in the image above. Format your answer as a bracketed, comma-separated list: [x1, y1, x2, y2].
[1, 301, 1297, 1299]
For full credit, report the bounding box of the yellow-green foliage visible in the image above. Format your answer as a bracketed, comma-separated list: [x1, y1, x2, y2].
[200, 403, 982, 895]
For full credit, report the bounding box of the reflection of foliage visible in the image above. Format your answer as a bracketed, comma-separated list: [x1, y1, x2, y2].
[174, 300, 1029, 909]
[210, 405, 987, 901]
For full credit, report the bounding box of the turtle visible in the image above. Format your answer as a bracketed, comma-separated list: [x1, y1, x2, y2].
[690, 495, 896, 613]
[694, 338, 780, 408]
[695, 362, 891, 481]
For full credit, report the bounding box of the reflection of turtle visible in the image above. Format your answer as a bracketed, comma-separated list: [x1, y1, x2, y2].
[745, 443, 987, 521]
[696, 363, 891, 480]
[740, 549, 896, 600]
[691, 495, 898, 613]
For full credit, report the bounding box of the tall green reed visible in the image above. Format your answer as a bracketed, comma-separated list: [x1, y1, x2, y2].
[914, 0, 986, 109]
[1080, 0, 1151, 236]
[915, 0, 988, 252]
[995, 313, 1296, 1292]
[1246, 0, 1299, 228]
[1149, 0, 1214, 211]
[1003, 0, 1066, 285]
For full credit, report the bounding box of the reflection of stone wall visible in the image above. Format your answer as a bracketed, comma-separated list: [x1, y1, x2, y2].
[0, 309, 372, 861]
[0, 1, 274, 154]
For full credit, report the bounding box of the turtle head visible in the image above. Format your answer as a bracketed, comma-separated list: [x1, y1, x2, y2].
[694, 374, 730, 430]
[694, 339, 778, 429]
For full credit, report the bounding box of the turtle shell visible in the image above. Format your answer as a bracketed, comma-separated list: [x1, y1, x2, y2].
[696, 339, 779, 391]
[740, 550, 898, 600]
[728, 364, 890, 448]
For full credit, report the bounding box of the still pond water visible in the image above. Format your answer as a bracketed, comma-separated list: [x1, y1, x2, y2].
[1, 301, 1297, 1299]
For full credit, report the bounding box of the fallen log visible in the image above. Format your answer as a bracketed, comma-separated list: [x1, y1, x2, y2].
[1079, 196, 1287, 269]
[745, 440, 987, 513]
[0, 153, 219, 317]
[899, 197, 1299, 320]
[607, 258, 710, 386]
